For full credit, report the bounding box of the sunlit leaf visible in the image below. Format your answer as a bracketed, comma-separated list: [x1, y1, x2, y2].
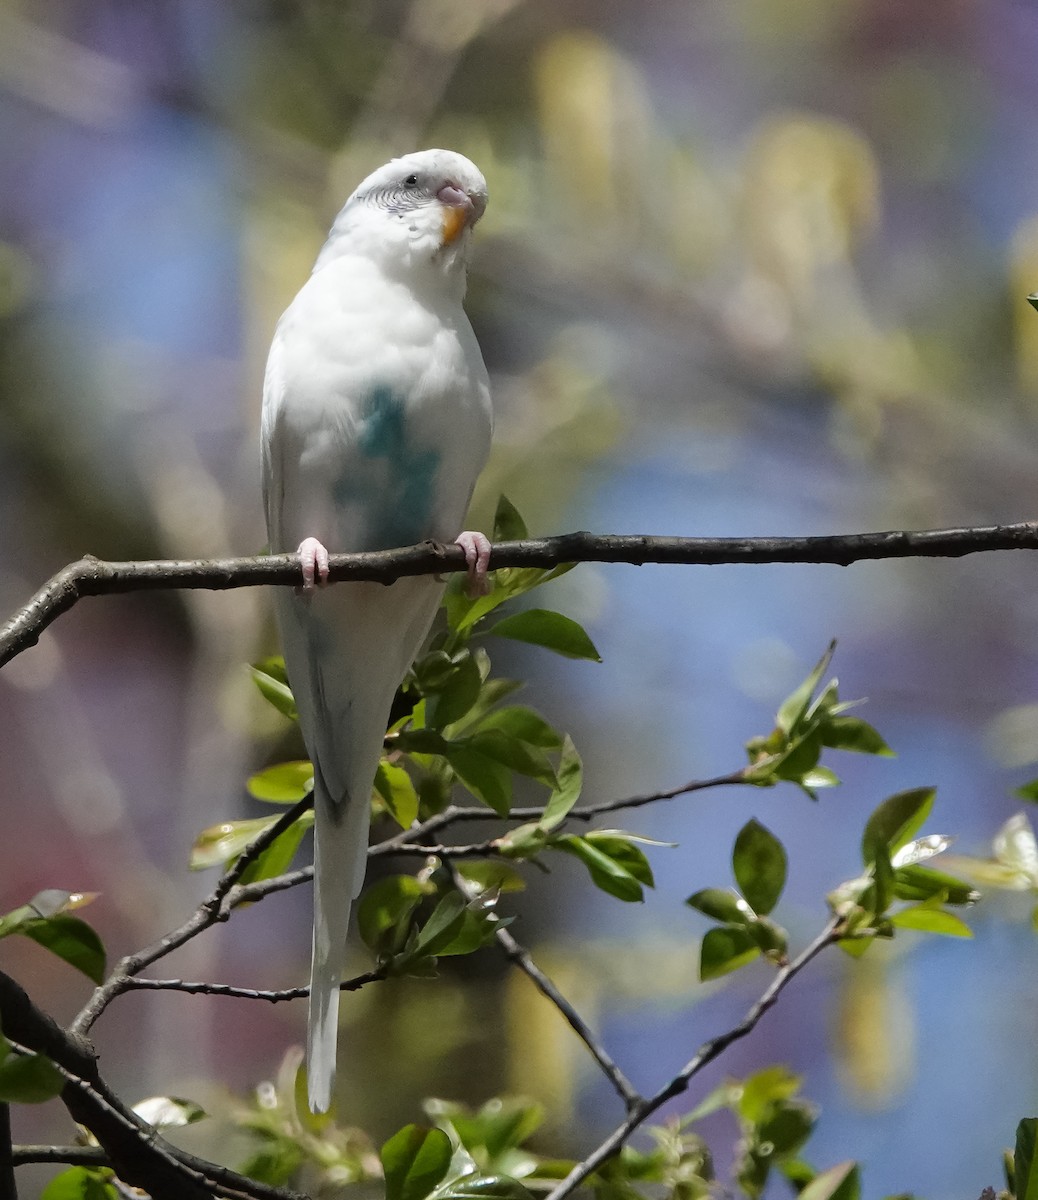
[686, 888, 755, 924]
[737, 1066, 802, 1124]
[776, 643, 835, 735]
[133, 1096, 207, 1128]
[236, 820, 310, 887]
[40, 1168, 117, 1200]
[454, 861, 527, 896]
[437, 1174, 535, 1200]
[191, 816, 307, 870]
[250, 658, 297, 720]
[890, 905, 972, 938]
[376, 761, 420, 830]
[890, 834, 952, 868]
[246, 761, 313, 803]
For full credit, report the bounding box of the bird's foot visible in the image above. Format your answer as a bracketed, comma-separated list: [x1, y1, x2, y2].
[297, 537, 331, 590]
[455, 530, 492, 597]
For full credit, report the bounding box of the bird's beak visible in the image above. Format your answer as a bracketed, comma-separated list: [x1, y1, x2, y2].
[438, 182, 485, 246]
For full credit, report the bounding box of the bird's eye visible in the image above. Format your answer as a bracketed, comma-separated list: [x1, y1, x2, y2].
[403, 174, 419, 188]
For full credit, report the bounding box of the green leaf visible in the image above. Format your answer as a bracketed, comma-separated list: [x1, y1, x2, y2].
[686, 888, 755, 925]
[538, 737, 583, 832]
[436, 1174, 535, 1200]
[797, 1162, 861, 1200]
[890, 905, 973, 938]
[462, 731, 558, 788]
[861, 788, 936, 867]
[493, 494, 529, 542]
[376, 761, 421, 830]
[737, 1066, 802, 1124]
[41, 1168, 118, 1200]
[821, 715, 893, 757]
[445, 746, 513, 816]
[382, 1124, 453, 1200]
[700, 926, 760, 980]
[246, 760, 314, 803]
[190, 815, 311, 870]
[474, 706, 563, 749]
[487, 609, 602, 662]
[756, 1099, 816, 1156]
[1016, 779, 1038, 804]
[733, 820, 787, 916]
[250, 658, 297, 720]
[236, 820, 309, 887]
[454, 861, 527, 896]
[357, 876, 428, 956]
[1015, 1118, 1038, 1200]
[584, 832, 655, 886]
[19, 915, 106, 984]
[410, 893, 469, 959]
[776, 643, 835, 735]
[554, 835, 645, 902]
[893, 864, 978, 906]
[427, 653, 485, 728]
[0, 1048, 64, 1102]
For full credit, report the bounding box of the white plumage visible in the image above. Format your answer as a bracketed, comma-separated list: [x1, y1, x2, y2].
[261, 149, 492, 1112]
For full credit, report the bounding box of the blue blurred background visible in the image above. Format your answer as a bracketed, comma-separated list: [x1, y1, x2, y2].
[2, 2, 1038, 1195]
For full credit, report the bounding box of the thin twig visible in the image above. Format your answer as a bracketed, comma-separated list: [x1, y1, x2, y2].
[10, 1145, 108, 1167]
[121, 967, 384, 1002]
[543, 916, 843, 1200]
[3, 522, 1038, 667]
[71, 795, 314, 1036]
[0, 1103, 15, 1200]
[494, 924, 643, 1112]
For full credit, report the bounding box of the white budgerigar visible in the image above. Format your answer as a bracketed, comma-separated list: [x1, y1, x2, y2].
[261, 149, 493, 1113]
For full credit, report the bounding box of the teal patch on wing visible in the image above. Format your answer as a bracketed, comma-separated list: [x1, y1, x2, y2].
[333, 385, 441, 549]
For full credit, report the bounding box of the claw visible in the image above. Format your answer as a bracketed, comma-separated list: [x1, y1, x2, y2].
[298, 537, 331, 590]
[455, 530, 492, 597]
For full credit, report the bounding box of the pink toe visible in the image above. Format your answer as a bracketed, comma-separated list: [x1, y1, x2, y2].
[297, 537, 331, 590]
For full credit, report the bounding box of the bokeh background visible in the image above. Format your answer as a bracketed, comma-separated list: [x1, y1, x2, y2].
[2, 1, 1038, 1195]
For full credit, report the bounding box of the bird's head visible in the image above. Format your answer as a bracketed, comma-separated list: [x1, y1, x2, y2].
[318, 149, 488, 281]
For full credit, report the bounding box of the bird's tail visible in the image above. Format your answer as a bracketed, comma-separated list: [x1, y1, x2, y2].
[306, 774, 372, 1114]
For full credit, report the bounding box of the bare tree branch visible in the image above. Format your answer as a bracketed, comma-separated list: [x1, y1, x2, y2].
[494, 924, 643, 1112]
[0, 970, 303, 1200]
[543, 916, 843, 1200]
[71, 794, 315, 1036]
[3, 521, 1038, 667]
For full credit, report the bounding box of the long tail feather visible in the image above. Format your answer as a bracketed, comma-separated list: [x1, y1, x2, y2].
[306, 777, 371, 1113]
